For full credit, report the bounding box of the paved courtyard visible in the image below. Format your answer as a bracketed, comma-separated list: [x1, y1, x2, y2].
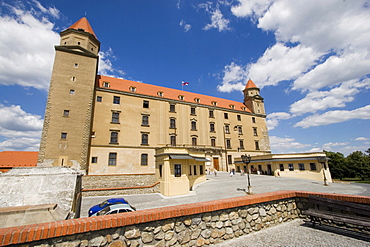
[81, 172, 370, 246]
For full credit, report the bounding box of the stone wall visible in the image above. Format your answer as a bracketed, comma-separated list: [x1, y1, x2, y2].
[1, 191, 369, 247]
[82, 174, 160, 196]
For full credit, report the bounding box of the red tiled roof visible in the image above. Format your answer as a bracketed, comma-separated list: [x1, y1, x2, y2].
[67, 17, 96, 38]
[97, 75, 252, 113]
[0, 151, 38, 168]
[244, 79, 258, 89]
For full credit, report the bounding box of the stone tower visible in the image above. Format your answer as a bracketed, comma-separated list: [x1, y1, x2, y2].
[38, 17, 100, 172]
[243, 79, 265, 115]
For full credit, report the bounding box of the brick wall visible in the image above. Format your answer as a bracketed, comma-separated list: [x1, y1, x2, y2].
[1, 191, 369, 246]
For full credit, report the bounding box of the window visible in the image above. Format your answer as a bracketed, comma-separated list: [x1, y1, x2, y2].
[108, 153, 117, 166]
[96, 96, 102, 102]
[299, 163, 305, 171]
[224, 113, 228, 119]
[279, 164, 284, 171]
[210, 123, 215, 132]
[252, 117, 256, 123]
[253, 127, 258, 136]
[111, 112, 120, 123]
[255, 141, 260, 150]
[211, 138, 216, 147]
[237, 115, 241, 121]
[192, 137, 197, 146]
[189, 165, 192, 175]
[142, 115, 149, 126]
[190, 107, 196, 115]
[71, 76, 76, 81]
[193, 165, 197, 175]
[170, 118, 176, 129]
[227, 155, 232, 165]
[141, 133, 149, 145]
[238, 126, 243, 135]
[226, 139, 231, 149]
[159, 164, 163, 177]
[74, 63, 78, 68]
[61, 132, 67, 139]
[211, 101, 217, 106]
[230, 105, 235, 109]
[191, 121, 197, 131]
[174, 164, 181, 177]
[194, 98, 200, 103]
[63, 110, 70, 117]
[130, 87, 136, 92]
[103, 82, 110, 88]
[113, 96, 120, 104]
[141, 154, 148, 166]
[143, 100, 149, 108]
[69, 89, 75, 95]
[288, 164, 294, 171]
[170, 104, 176, 112]
[110, 132, 118, 144]
[200, 165, 204, 175]
[225, 125, 230, 134]
[239, 140, 244, 150]
[178, 95, 184, 100]
[209, 110, 214, 118]
[310, 163, 317, 171]
[157, 91, 163, 97]
[91, 157, 98, 163]
[170, 135, 176, 146]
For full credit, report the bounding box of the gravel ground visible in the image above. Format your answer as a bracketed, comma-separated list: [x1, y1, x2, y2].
[212, 219, 370, 247]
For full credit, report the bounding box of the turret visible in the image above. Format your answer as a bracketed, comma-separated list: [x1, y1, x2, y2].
[243, 79, 265, 115]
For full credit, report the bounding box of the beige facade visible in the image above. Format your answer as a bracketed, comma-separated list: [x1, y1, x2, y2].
[235, 152, 332, 183]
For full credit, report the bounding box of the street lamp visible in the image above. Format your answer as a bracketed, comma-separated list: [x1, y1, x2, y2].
[317, 156, 328, 186]
[242, 154, 252, 194]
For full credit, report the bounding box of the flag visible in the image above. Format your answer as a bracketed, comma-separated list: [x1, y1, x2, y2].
[182, 81, 189, 86]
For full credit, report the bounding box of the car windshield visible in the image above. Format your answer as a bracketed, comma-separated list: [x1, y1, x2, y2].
[98, 200, 109, 208]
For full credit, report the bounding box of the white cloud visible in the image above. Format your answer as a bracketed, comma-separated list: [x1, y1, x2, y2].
[266, 112, 291, 130]
[0, 1, 60, 90]
[0, 104, 43, 151]
[203, 8, 231, 32]
[290, 79, 370, 115]
[294, 105, 370, 128]
[354, 137, 369, 141]
[231, 0, 272, 19]
[322, 142, 348, 150]
[269, 135, 311, 153]
[98, 48, 126, 78]
[180, 19, 192, 32]
[217, 62, 248, 92]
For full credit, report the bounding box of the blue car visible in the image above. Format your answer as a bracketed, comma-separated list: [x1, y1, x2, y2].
[88, 198, 131, 216]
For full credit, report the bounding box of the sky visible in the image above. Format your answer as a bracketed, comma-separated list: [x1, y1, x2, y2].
[0, 0, 369, 156]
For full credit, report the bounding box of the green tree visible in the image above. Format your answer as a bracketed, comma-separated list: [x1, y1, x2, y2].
[346, 151, 370, 180]
[324, 150, 347, 180]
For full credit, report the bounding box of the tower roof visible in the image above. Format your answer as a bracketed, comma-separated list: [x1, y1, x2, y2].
[244, 79, 258, 89]
[67, 17, 96, 37]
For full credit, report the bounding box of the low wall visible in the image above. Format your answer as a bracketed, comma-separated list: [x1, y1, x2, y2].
[82, 173, 160, 196]
[0, 191, 369, 246]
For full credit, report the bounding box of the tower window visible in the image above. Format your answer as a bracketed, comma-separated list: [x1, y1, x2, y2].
[61, 132, 67, 139]
[74, 63, 78, 68]
[142, 115, 149, 126]
[111, 112, 120, 124]
[108, 153, 117, 166]
[255, 141, 260, 150]
[113, 96, 120, 104]
[143, 100, 149, 108]
[91, 157, 98, 163]
[110, 132, 118, 144]
[224, 125, 230, 134]
[96, 96, 102, 102]
[253, 127, 258, 136]
[141, 133, 149, 145]
[252, 117, 256, 123]
[239, 140, 244, 150]
[63, 110, 70, 117]
[71, 76, 76, 81]
[69, 89, 75, 95]
[141, 154, 148, 166]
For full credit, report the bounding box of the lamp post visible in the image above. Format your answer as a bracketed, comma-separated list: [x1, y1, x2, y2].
[317, 156, 328, 186]
[242, 154, 252, 194]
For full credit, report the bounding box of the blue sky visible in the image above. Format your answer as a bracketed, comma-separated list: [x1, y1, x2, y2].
[0, 0, 369, 155]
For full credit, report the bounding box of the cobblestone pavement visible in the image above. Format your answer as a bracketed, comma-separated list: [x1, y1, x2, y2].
[212, 219, 370, 247]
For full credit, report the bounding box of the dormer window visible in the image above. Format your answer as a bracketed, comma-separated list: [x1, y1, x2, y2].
[179, 95, 184, 100]
[211, 101, 217, 106]
[157, 91, 164, 97]
[130, 86, 136, 92]
[194, 98, 200, 103]
[230, 105, 235, 109]
[103, 82, 110, 88]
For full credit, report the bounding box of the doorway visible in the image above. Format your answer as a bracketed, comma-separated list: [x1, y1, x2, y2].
[213, 157, 219, 171]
